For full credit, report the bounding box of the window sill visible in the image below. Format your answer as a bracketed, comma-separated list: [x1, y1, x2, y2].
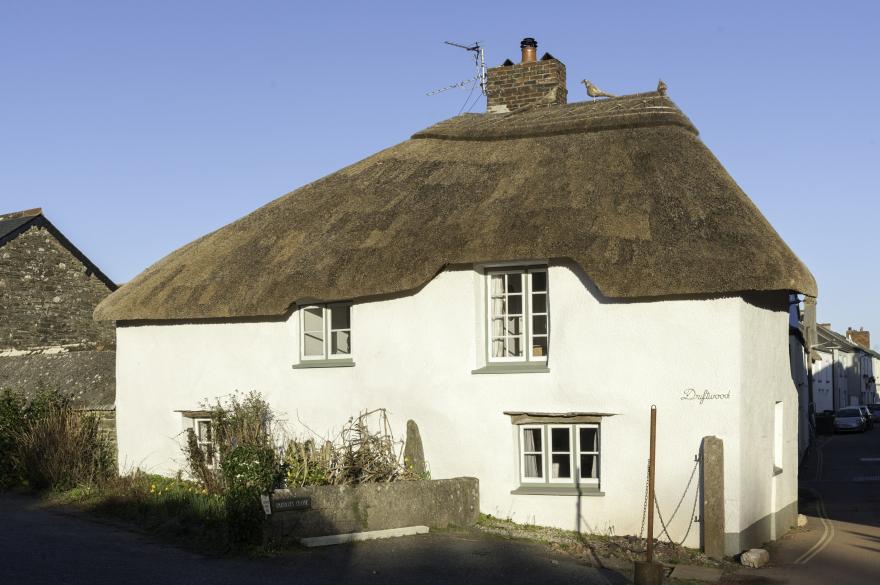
[472, 363, 549, 375]
[511, 485, 604, 497]
[292, 359, 355, 369]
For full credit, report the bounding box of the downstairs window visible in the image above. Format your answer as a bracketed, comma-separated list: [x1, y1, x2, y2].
[518, 423, 600, 489]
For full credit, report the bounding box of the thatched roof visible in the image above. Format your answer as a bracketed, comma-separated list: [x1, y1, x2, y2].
[95, 91, 815, 321]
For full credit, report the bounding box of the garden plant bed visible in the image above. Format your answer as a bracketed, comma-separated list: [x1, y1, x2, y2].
[476, 515, 733, 575]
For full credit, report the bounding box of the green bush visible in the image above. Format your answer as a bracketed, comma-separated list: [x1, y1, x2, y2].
[182, 392, 280, 546]
[221, 443, 278, 546]
[0, 390, 28, 488]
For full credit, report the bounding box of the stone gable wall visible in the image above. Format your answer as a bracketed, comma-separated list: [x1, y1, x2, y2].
[0, 224, 115, 351]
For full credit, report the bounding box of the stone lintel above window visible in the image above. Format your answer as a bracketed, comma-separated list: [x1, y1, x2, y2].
[176, 409, 213, 419]
[504, 411, 616, 425]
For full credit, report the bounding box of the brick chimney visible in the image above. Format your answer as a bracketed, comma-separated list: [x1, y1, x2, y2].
[846, 327, 871, 349]
[486, 37, 567, 114]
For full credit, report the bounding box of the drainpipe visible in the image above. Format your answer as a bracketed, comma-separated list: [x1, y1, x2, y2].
[802, 296, 818, 438]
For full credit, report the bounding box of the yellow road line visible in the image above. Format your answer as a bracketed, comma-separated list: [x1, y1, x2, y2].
[794, 487, 835, 564]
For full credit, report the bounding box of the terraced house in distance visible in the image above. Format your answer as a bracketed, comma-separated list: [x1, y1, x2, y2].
[96, 38, 817, 556]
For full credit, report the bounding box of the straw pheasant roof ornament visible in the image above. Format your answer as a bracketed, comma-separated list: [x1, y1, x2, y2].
[582, 79, 616, 99]
[657, 79, 668, 95]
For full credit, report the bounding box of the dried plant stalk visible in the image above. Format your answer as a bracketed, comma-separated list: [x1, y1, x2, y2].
[284, 408, 422, 487]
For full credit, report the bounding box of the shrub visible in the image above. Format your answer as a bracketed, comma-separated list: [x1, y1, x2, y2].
[221, 443, 278, 546]
[182, 392, 280, 546]
[15, 391, 114, 491]
[283, 409, 423, 487]
[0, 389, 113, 491]
[178, 394, 426, 547]
[211, 391, 275, 463]
[284, 438, 333, 487]
[184, 428, 220, 493]
[0, 390, 28, 488]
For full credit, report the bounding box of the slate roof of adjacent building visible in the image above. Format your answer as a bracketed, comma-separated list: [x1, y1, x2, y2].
[816, 324, 876, 356]
[95, 90, 816, 321]
[0, 351, 115, 409]
[0, 208, 43, 242]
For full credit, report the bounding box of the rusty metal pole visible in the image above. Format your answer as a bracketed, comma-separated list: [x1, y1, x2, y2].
[635, 405, 663, 585]
[646, 404, 657, 563]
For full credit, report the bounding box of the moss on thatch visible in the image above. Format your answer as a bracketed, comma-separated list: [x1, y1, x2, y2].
[95, 92, 815, 321]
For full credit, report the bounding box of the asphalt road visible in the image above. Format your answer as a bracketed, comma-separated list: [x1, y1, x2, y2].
[741, 425, 880, 584]
[0, 495, 627, 585]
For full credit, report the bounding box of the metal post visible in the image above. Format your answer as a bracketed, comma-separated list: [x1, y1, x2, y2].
[647, 404, 657, 562]
[634, 405, 664, 585]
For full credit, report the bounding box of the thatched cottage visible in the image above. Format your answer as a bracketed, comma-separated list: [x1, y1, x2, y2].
[96, 39, 816, 555]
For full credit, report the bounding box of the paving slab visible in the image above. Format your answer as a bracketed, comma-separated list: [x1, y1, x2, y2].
[669, 564, 723, 582]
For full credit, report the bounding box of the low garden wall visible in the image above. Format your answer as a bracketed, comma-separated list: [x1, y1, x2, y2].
[266, 477, 479, 541]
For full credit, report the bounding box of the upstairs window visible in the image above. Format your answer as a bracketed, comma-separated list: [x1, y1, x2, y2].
[300, 303, 352, 361]
[487, 267, 548, 362]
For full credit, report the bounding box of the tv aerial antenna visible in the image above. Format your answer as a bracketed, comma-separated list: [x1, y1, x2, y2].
[426, 41, 487, 98]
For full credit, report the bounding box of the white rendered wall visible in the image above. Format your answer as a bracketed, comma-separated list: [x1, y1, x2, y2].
[115, 262, 794, 550]
[872, 357, 880, 404]
[812, 351, 834, 413]
[738, 295, 799, 548]
[789, 335, 810, 462]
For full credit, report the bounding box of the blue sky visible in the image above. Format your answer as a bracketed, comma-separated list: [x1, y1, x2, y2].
[2, 1, 878, 346]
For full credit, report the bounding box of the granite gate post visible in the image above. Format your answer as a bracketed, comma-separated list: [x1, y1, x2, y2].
[701, 436, 725, 559]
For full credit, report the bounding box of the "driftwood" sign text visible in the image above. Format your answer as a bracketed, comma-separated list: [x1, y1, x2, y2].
[681, 388, 731, 404]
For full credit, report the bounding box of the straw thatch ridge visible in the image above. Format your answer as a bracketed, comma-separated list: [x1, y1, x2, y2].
[95, 92, 815, 321]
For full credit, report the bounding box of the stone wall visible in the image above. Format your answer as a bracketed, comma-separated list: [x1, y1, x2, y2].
[0, 224, 115, 351]
[268, 477, 479, 540]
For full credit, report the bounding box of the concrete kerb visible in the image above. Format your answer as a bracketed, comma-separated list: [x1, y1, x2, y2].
[300, 526, 430, 547]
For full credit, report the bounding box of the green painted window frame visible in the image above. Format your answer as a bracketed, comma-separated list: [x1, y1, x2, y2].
[514, 422, 601, 493]
[297, 302, 353, 364]
[481, 263, 549, 369]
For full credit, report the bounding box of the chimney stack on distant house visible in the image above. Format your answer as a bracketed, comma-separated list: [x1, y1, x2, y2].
[846, 327, 871, 349]
[486, 37, 567, 114]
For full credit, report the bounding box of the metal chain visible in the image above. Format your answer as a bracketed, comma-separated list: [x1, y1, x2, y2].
[654, 457, 701, 546]
[638, 458, 650, 538]
[677, 472, 702, 546]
